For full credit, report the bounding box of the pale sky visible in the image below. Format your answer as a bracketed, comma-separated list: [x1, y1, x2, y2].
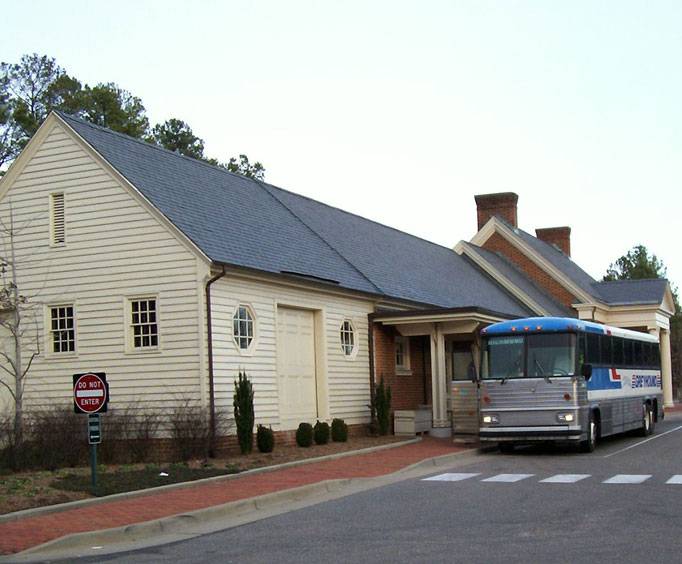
[3, 0, 681, 289]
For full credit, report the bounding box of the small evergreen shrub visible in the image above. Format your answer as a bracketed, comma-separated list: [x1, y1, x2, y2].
[256, 424, 275, 453]
[233, 371, 255, 454]
[296, 422, 314, 447]
[313, 420, 330, 445]
[374, 378, 392, 436]
[331, 418, 348, 442]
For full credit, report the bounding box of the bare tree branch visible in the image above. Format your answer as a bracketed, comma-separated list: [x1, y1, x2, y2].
[0, 349, 17, 373]
[21, 351, 38, 379]
[0, 377, 16, 400]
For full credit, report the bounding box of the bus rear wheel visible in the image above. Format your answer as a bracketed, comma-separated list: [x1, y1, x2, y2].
[639, 404, 653, 437]
[580, 413, 597, 453]
[499, 443, 515, 454]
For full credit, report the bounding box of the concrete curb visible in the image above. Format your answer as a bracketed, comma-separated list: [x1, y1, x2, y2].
[0, 437, 419, 525]
[7, 446, 482, 559]
[12, 479, 354, 557]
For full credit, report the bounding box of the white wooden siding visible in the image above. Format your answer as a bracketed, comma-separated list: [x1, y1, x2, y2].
[211, 275, 374, 430]
[0, 123, 205, 413]
[0, 119, 379, 436]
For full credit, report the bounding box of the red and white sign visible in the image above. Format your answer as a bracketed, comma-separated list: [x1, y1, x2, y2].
[73, 373, 108, 414]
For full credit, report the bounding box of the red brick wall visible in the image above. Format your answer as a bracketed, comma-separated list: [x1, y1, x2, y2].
[482, 232, 577, 309]
[119, 423, 371, 461]
[373, 323, 431, 413]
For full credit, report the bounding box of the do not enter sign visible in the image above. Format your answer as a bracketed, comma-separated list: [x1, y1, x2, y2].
[73, 373, 108, 414]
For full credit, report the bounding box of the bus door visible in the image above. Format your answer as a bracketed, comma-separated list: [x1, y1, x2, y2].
[450, 340, 478, 435]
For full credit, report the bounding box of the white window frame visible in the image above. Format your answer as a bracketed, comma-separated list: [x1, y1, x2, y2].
[233, 304, 256, 353]
[125, 296, 160, 353]
[340, 319, 357, 359]
[395, 335, 411, 374]
[49, 192, 66, 247]
[45, 303, 77, 357]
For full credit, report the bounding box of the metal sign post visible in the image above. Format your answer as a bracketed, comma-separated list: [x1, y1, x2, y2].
[88, 413, 102, 492]
[73, 373, 108, 495]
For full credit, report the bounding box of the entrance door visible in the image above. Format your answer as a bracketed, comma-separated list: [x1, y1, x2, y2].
[277, 307, 318, 427]
[450, 341, 479, 435]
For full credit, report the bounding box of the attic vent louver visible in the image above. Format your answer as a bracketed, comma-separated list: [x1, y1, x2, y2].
[50, 193, 65, 245]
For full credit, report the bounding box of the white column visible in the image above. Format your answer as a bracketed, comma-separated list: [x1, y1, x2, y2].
[430, 324, 450, 436]
[660, 328, 674, 407]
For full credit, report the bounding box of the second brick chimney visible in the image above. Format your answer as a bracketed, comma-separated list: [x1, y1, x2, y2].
[474, 192, 519, 231]
[535, 226, 571, 256]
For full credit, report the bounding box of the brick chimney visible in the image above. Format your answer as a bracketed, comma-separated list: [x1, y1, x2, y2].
[535, 226, 571, 256]
[474, 192, 518, 231]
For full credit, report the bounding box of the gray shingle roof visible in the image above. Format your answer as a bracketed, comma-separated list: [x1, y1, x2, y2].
[461, 242, 573, 317]
[58, 112, 530, 317]
[263, 184, 531, 314]
[592, 279, 669, 306]
[497, 218, 669, 307]
[508, 222, 599, 297]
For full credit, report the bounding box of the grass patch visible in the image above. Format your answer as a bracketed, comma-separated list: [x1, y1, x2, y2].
[50, 464, 240, 497]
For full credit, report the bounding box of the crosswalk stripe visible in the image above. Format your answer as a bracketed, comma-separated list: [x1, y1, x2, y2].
[481, 473, 534, 483]
[421, 473, 682, 484]
[423, 473, 481, 482]
[540, 474, 591, 483]
[603, 474, 651, 484]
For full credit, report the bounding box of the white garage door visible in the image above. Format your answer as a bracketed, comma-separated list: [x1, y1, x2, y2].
[277, 307, 318, 426]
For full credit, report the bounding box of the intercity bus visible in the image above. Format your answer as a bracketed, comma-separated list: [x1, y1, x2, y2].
[478, 317, 663, 452]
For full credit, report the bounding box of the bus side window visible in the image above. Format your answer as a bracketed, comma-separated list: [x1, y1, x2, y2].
[654, 344, 661, 369]
[644, 342, 654, 368]
[623, 339, 634, 367]
[633, 341, 644, 368]
[600, 335, 612, 366]
[586, 333, 600, 365]
[612, 337, 624, 367]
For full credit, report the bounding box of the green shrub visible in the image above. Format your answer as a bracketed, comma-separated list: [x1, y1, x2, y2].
[374, 378, 392, 436]
[296, 422, 314, 447]
[313, 420, 330, 445]
[233, 371, 255, 454]
[331, 418, 348, 442]
[256, 424, 275, 453]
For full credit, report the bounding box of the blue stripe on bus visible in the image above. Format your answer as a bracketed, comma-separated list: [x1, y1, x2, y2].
[586, 367, 622, 391]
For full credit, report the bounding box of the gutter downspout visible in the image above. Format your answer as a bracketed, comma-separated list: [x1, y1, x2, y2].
[206, 265, 226, 456]
[367, 313, 377, 429]
[422, 336, 428, 405]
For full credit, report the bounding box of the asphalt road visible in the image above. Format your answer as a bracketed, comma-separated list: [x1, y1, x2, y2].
[51, 413, 682, 563]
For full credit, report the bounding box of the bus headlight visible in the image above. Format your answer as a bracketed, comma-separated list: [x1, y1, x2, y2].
[557, 412, 575, 423]
[482, 414, 499, 424]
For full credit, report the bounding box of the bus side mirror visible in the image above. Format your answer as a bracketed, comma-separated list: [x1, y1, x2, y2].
[581, 364, 593, 380]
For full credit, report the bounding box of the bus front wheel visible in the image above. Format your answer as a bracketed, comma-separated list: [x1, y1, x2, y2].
[580, 413, 598, 453]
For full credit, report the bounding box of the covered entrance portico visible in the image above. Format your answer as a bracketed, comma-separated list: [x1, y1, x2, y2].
[370, 308, 510, 438]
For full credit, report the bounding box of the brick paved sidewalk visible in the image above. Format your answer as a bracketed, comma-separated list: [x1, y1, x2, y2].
[0, 437, 465, 555]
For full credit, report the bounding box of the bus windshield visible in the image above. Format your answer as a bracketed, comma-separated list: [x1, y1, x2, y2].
[482, 333, 576, 379]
